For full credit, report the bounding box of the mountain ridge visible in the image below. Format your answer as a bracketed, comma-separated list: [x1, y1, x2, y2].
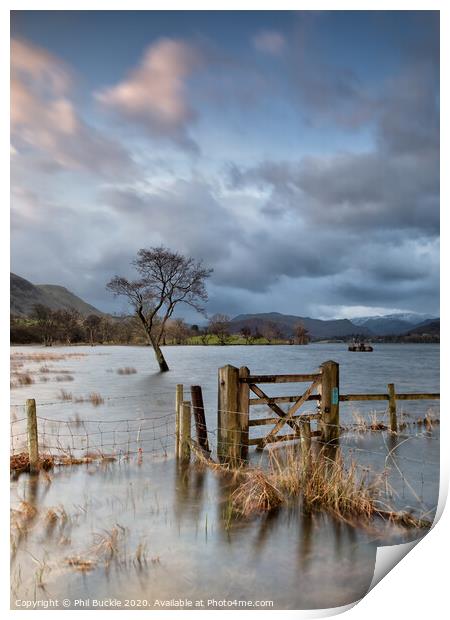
[230, 312, 371, 339]
[11, 273, 104, 318]
[350, 313, 439, 336]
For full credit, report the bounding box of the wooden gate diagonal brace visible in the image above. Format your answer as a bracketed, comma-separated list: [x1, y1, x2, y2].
[255, 377, 322, 450]
[248, 384, 302, 434]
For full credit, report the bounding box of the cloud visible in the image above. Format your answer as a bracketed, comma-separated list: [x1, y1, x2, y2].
[11, 38, 134, 178]
[226, 43, 439, 241]
[96, 38, 204, 149]
[10, 17, 439, 319]
[101, 179, 241, 265]
[252, 30, 285, 55]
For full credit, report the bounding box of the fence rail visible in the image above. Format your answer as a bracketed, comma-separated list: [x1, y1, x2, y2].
[10, 359, 440, 474]
[241, 373, 322, 384]
[339, 393, 440, 402]
[213, 360, 440, 463]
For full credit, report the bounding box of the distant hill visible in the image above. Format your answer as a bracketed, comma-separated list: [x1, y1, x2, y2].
[351, 313, 438, 336]
[230, 312, 371, 340]
[11, 273, 104, 318]
[402, 319, 440, 337]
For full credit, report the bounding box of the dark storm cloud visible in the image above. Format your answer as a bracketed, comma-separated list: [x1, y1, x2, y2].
[101, 179, 242, 265]
[227, 41, 439, 238]
[10, 14, 439, 318]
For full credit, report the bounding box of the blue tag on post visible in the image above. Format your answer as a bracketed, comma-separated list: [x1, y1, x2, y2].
[331, 387, 339, 405]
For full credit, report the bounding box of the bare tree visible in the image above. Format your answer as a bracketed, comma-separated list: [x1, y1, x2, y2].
[240, 326, 255, 345]
[166, 318, 191, 344]
[208, 313, 231, 345]
[107, 247, 212, 371]
[31, 304, 57, 346]
[84, 314, 102, 346]
[54, 309, 82, 344]
[293, 322, 310, 345]
[262, 320, 283, 343]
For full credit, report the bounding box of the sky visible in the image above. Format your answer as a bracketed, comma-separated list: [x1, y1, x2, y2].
[10, 10, 440, 321]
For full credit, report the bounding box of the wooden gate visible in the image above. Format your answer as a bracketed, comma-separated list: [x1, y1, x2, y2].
[217, 361, 339, 464]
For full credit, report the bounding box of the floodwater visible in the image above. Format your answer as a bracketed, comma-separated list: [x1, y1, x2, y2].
[10, 344, 439, 610]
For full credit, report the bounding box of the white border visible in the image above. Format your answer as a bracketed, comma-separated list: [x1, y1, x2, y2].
[2, 2, 447, 619]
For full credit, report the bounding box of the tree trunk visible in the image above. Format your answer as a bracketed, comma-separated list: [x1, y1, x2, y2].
[153, 341, 169, 372]
[137, 311, 170, 372]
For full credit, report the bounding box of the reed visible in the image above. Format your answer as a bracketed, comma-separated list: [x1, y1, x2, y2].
[14, 373, 34, 386]
[231, 470, 284, 516]
[58, 389, 73, 401]
[66, 556, 96, 572]
[117, 367, 137, 375]
[88, 392, 104, 406]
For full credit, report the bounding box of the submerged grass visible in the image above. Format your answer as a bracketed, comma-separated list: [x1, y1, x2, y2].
[269, 448, 379, 520]
[193, 442, 431, 530]
[117, 367, 137, 375]
[231, 470, 284, 516]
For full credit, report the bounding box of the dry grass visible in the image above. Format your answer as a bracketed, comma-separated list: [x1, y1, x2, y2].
[134, 541, 148, 566]
[231, 470, 284, 516]
[73, 392, 105, 406]
[267, 446, 431, 528]
[270, 448, 379, 520]
[88, 392, 104, 406]
[44, 505, 68, 528]
[11, 352, 85, 363]
[45, 508, 59, 526]
[11, 373, 35, 387]
[58, 389, 73, 401]
[194, 442, 431, 529]
[117, 367, 137, 375]
[10, 452, 55, 473]
[66, 556, 96, 572]
[17, 500, 38, 521]
[10, 450, 112, 473]
[91, 525, 127, 562]
[352, 410, 387, 432]
[55, 374, 74, 382]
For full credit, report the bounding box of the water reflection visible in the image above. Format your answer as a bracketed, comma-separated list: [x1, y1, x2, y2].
[10, 344, 439, 609]
[11, 457, 382, 609]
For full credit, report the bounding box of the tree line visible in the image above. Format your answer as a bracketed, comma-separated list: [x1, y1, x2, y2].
[10, 305, 310, 348]
[11, 246, 310, 372]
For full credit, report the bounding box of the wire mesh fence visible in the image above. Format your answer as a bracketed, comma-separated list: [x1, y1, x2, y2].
[10, 392, 439, 472]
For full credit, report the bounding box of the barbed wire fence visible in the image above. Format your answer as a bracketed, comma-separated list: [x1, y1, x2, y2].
[10, 395, 177, 468]
[10, 388, 439, 474]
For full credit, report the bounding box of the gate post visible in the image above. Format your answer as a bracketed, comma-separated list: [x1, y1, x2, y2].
[238, 367, 250, 461]
[387, 383, 397, 433]
[26, 398, 39, 474]
[180, 401, 192, 462]
[319, 360, 339, 443]
[218, 365, 246, 464]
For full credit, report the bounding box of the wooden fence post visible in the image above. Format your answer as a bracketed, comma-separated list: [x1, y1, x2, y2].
[191, 385, 210, 453]
[175, 384, 183, 458]
[388, 383, 397, 432]
[238, 367, 250, 461]
[218, 365, 240, 464]
[299, 419, 311, 452]
[320, 361, 339, 443]
[180, 401, 191, 461]
[26, 398, 39, 473]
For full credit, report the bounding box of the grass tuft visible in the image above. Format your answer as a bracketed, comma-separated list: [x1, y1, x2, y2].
[58, 389, 73, 401]
[231, 469, 284, 516]
[117, 367, 137, 375]
[89, 392, 104, 406]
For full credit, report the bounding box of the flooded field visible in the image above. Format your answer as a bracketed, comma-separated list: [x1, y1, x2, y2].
[10, 344, 439, 609]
